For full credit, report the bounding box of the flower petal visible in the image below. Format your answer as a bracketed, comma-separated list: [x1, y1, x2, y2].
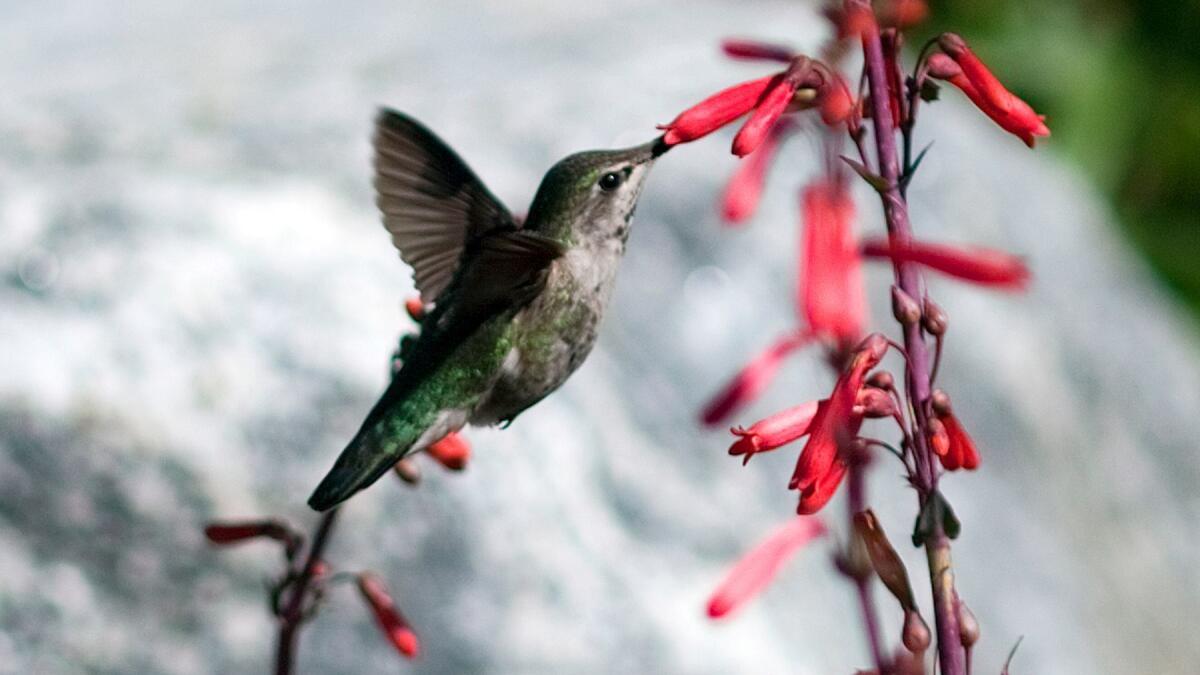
[722, 38, 795, 63]
[707, 517, 827, 618]
[659, 75, 778, 146]
[801, 181, 866, 340]
[701, 333, 810, 427]
[729, 399, 825, 463]
[719, 120, 794, 224]
[861, 237, 1030, 289]
[732, 77, 797, 157]
[357, 573, 421, 659]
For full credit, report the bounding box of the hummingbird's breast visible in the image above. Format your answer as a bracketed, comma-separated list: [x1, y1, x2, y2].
[470, 239, 624, 425]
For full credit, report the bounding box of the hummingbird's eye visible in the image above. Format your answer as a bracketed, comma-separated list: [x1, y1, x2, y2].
[598, 171, 623, 191]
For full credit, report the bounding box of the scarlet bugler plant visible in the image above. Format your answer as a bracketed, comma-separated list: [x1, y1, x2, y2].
[662, 2, 1042, 673]
[203, 299, 468, 674]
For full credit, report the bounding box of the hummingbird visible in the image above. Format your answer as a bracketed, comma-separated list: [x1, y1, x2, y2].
[308, 109, 667, 511]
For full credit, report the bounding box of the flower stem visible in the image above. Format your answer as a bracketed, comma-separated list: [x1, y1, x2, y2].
[848, 2, 966, 673]
[275, 507, 340, 675]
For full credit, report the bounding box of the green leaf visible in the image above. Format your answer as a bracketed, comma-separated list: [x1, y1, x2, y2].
[839, 156, 891, 193]
[920, 79, 941, 102]
[911, 490, 960, 546]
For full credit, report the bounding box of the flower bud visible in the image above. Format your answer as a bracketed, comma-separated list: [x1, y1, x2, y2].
[393, 458, 422, 485]
[922, 297, 948, 336]
[853, 509, 916, 610]
[902, 610, 932, 653]
[931, 388, 952, 416]
[892, 286, 921, 325]
[404, 297, 425, 322]
[958, 599, 980, 647]
[926, 53, 963, 80]
[926, 417, 950, 457]
[866, 370, 895, 391]
[358, 573, 420, 659]
[425, 432, 470, 471]
[855, 387, 896, 419]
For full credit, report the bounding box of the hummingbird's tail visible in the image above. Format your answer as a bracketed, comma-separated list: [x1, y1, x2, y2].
[307, 385, 461, 511]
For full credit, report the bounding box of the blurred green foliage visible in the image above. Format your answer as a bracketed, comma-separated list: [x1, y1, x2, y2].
[923, 1, 1200, 319]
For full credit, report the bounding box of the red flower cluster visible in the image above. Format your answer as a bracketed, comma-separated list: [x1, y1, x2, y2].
[658, 49, 850, 158]
[928, 34, 1049, 148]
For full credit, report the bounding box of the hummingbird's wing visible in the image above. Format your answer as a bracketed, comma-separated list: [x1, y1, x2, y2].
[308, 229, 564, 511]
[373, 108, 517, 305]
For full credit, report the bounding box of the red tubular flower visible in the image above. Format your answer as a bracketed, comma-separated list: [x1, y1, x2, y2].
[358, 573, 420, 659]
[938, 413, 980, 470]
[425, 432, 470, 471]
[931, 36, 1050, 148]
[860, 237, 1029, 290]
[405, 297, 425, 322]
[732, 76, 797, 157]
[204, 519, 297, 552]
[701, 332, 810, 427]
[729, 399, 824, 464]
[789, 334, 888, 514]
[720, 121, 794, 224]
[658, 75, 777, 146]
[931, 390, 980, 470]
[722, 38, 795, 63]
[800, 180, 866, 340]
[881, 0, 929, 28]
[707, 517, 827, 619]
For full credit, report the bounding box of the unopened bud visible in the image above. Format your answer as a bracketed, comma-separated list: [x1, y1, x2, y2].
[393, 458, 422, 485]
[958, 600, 980, 647]
[927, 417, 950, 457]
[902, 610, 932, 653]
[853, 510, 916, 610]
[404, 297, 425, 322]
[926, 53, 963, 81]
[937, 32, 968, 58]
[931, 389, 952, 417]
[866, 370, 895, 390]
[922, 297, 948, 336]
[892, 286, 922, 325]
[855, 387, 896, 418]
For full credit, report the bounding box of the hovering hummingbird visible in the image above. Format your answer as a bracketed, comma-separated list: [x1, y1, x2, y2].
[308, 109, 667, 511]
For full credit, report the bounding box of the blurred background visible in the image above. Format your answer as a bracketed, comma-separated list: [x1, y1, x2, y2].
[0, 1, 1197, 674]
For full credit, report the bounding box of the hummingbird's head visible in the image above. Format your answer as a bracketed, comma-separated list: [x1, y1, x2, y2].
[525, 137, 669, 244]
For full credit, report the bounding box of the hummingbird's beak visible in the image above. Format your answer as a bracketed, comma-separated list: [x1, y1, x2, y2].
[649, 135, 671, 160]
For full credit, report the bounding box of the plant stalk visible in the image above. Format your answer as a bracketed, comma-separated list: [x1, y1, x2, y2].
[848, 3, 966, 673]
[275, 507, 341, 675]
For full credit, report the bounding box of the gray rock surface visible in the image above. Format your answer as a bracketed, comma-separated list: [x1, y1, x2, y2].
[1, 1, 1196, 673]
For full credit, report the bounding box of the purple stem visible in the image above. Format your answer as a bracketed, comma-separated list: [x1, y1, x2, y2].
[275, 507, 340, 675]
[846, 2, 966, 673]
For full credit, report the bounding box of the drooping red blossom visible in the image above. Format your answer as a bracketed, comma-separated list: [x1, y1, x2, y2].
[790, 334, 888, 514]
[928, 37, 1050, 148]
[204, 519, 298, 555]
[357, 573, 420, 659]
[938, 413, 980, 470]
[658, 75, 777, 146]
[860, 237, 1029, 289]
[707, 516, 827, 618]
[701, 332, 811, 427]
[931, 392, 980, 471]
[732, 76, 798, 157]
[729, 399, 824, 464]
[425, 432, 470, 471]
[722, 38, 795, 63]
[801, 180, 866, 340]
[720, 121, 794, 224]
[827, 3, 878, 39]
